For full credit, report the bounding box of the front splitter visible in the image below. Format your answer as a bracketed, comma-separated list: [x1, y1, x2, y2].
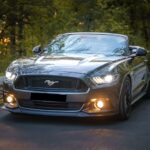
[2, 106, 118, 117]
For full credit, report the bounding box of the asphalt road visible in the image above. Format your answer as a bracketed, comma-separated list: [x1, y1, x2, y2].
[0, 77, 150, 150]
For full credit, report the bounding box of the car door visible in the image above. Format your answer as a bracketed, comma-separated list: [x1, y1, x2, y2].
[130, 49, 148, 99]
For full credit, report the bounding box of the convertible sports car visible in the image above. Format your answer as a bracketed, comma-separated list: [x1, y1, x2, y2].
[2, 32, 150, 120]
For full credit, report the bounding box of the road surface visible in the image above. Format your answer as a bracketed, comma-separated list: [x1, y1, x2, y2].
[0, 77, 150, 150]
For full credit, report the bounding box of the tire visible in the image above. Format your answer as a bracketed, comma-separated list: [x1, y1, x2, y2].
[9, 112, 21, 117]
[144, 81, 150, 98]
[118, 77, 132, 120]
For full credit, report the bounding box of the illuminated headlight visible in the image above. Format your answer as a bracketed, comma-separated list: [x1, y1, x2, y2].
[5, 71, 17, 81]
[91, 74, 119, 85]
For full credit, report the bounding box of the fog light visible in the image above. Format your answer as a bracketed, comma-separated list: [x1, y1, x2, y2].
[5, 94, 18, 108]
[96, 100, 104, 109]
[6, 95, 14, 103]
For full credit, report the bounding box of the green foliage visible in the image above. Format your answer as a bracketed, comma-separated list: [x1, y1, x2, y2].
[0, 0, 150, 73]
[0, 55, 15, 73]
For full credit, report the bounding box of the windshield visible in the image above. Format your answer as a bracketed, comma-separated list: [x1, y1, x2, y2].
[45, 34, 128, 56]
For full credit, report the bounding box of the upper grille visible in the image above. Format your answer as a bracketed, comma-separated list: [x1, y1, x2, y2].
[14, 75, 88, 92]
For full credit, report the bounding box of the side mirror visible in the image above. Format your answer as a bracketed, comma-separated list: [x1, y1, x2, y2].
[32, 45, 42, 54]
[129, 46, 147, 57]
[136, 48, 147, 56]
[131, 48, 137, 54]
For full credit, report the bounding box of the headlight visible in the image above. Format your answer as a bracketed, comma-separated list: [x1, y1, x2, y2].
[5, 71, 17, 81]
[91, 74, 119, 85]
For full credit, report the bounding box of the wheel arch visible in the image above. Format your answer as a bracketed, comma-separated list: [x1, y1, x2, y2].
[118, 73, 132, 109]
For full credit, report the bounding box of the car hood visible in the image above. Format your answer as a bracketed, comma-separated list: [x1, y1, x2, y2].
[10, 54, 126, 77]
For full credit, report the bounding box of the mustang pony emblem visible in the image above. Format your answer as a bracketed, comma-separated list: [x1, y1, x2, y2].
[44, 80, 59, 86]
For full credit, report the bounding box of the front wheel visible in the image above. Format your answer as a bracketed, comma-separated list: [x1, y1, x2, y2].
[144, 81, 150, 98]
[118, 77, 132, 120]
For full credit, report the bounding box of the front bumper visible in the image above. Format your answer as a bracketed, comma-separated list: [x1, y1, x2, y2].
[2, 79, 120, 117]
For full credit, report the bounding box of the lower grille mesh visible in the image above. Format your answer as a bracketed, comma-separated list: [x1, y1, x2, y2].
[18, 93, 83, 111]
[19, 100, 83, 111]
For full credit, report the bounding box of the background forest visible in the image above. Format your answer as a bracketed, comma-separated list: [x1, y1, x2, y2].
[0, 0, 150, 74]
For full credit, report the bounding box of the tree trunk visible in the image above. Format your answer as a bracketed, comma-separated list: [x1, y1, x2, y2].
[9, 25, 16, 56]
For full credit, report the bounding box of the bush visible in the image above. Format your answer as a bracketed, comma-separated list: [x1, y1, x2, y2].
[0, 55, 15, 74]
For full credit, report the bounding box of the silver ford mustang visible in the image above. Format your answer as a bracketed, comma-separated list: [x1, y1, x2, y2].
[2, 32, 150, 120]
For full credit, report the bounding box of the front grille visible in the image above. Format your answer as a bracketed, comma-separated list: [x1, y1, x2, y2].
[18, 93, 83, 111]
[14, 75, 88, 92]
